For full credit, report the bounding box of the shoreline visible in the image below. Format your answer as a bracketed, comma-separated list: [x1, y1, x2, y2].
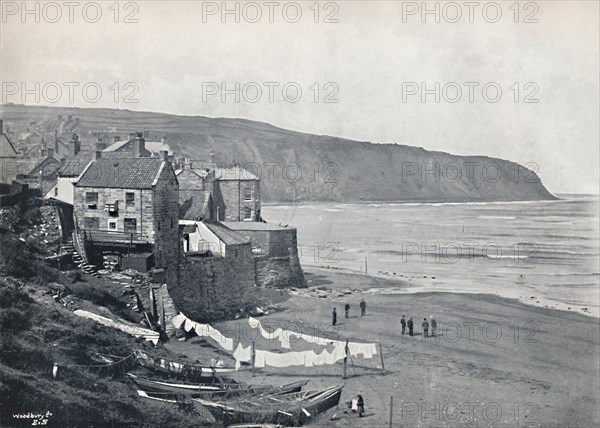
[168, 267, 600, 427]
[300, 264, 600, 319]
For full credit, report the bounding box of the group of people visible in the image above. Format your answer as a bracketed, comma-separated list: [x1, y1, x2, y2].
[400, 315, 438, 338]
[332, 299, 367, 325]
[344, 394, 366, 417]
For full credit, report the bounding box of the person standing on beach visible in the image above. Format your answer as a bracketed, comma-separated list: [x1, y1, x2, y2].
[345, 303, 350, 318]
[431, 317, 437, 336]
[332, 308, 337, 326]
[422, 318, 429, 338]
[407, 317, 414, 336]
[400, 315, 406, 334]
[357, 394, 365, 417]
[360, 299, 366, 316]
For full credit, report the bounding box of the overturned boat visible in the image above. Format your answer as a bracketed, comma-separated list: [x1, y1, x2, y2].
[193, 384, 344, 426]
[133, 350, 235, 382]
[128, 373, 308, 399]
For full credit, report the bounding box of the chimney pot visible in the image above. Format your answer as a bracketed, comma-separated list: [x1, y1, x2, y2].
[160, 150, 169, 161]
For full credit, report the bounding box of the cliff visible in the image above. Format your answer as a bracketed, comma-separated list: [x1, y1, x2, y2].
[1, 104, 556, 203]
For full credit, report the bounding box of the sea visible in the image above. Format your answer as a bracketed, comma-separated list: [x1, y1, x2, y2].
[263, 194, 600, 318]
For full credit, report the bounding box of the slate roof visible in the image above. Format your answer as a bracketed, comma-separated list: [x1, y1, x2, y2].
[103, 140, 128, 152]
[223, 221, 292, 231]
[60, 151, 95, 177]
[179, 190, 211, 220]
[215, 166, 258, 181]
[204, 222, 250, 246]
[180, 224, 197, 234]
[0, 134, 17, 157]
[76, 158, 165, 189]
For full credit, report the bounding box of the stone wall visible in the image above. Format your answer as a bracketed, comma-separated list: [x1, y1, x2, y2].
[169, 242, 257, 322]
[152, 164, 179, 269]
[223, 225, 306, 288]
[254, 252, 306, 289]
[219, 179, 260, 221]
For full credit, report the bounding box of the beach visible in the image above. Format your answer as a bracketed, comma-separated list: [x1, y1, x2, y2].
[167, 267, 600, 427]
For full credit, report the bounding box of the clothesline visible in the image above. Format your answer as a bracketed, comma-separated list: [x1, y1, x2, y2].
[247, 317, 378, 359]
[171, 313, 234, 352]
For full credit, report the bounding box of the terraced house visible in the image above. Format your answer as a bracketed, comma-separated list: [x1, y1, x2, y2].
[73, 153, 179, 271]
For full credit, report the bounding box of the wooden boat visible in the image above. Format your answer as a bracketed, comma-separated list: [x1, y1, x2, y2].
[127, 373, 308, 399]
[133, 350, 235, 383]
[192, 384, 344, 426]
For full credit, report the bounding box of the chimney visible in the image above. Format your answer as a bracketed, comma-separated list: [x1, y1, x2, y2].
[113, 136, 121, 143]
[54, 129, 59, 155]
[209, 150, 215, 164]
[128, 132, 137, 140]
[96, 140, 107, 151]
[95, 150, 102, 160]
[0, 119, 3, 133]
[133, 133, 146, 157]
[47, 148, 54, 158]
[143, 128, 150, 138]
[69, 134, 80, 157]
[160, 150, 169, 161]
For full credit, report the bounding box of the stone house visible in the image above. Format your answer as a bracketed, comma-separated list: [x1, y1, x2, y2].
[176, 162, 225, 222]
[102, 132, 172, 159]
[0, 119, 18, 184]
[73, 154, 179, 271]
[215, 166, 261, 222]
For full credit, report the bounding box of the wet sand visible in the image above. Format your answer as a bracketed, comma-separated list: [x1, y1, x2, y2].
[167, 267, 600, 427]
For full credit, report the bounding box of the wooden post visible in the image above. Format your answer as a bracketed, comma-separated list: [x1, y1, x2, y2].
[251, 341, 256, 377]
[389, 395, 393, 428]
[379, 342, 385, 373]
[343, 339, 349, 379]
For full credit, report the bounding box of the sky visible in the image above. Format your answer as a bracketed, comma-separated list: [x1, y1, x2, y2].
[1, 0, 599, 194]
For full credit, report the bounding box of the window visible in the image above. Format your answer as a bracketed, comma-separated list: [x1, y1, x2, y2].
[124, 218, 137, 233]
[106, 200, 119, 217]
[108, 221, 116, 230]
[86, 192, 98, 209]
[83, 217, 99, 230]
[54, 187, 58, 197]
[126, 192, 135, 206]
[243, 207, 252, 221]
[243, 187, 253, 201]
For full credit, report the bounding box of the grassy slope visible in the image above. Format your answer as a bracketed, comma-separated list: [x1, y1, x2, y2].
[0, 203, 203, 427]
[1, 104, 556, 203]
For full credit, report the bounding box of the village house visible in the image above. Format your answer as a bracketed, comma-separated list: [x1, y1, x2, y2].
[176, 161, 225, 222]
[102, 132, 172, 159]
[73, 154, 179, 272]
[45, 134, 96, 205]
[0, 119, 18, 184]
[215, 165, 261, 222]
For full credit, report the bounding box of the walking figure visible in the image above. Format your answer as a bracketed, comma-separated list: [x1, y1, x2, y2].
[431, 317, 437, 337]
[360, 299, 366, 316]
[345, 303, 350, 318]
[400, 315, 406, 335]
[407, 317, 414, 336]
[332, 308, 337, 326]
[422, 318, 429, 338]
